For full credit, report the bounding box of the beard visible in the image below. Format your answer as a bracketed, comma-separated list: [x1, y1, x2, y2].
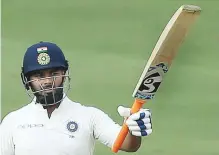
[34, 87, 64, 106]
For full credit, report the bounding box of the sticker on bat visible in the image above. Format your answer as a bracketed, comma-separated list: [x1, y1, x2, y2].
[134, 63, 168, 100]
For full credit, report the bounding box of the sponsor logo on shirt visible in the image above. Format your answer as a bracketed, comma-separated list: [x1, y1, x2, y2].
[18, 124, 44, 129]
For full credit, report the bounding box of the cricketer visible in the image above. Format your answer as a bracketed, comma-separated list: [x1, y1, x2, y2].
[0, 41, 152, 155]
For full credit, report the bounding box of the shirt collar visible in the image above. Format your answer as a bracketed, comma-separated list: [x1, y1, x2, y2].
[30, 94, 71, 111]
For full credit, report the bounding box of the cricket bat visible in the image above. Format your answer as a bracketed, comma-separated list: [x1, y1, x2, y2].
[112, 4, 201, 153]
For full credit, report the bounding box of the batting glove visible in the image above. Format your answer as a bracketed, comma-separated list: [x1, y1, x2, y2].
[117, 106, 152, 137]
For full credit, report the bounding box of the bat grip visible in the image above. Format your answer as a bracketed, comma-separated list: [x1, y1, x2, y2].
[112, 98, 146, 153]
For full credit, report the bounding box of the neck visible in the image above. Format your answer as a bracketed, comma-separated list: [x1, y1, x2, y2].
[43, 103, 60, 118]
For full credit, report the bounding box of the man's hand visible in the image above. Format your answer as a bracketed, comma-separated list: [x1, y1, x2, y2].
[118, 106, 152, 137]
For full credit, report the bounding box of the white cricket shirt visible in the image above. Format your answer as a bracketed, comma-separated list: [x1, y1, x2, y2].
[0, 96, 121, 155]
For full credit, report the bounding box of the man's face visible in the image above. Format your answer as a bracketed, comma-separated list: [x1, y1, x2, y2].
[29, 68, 65, 96]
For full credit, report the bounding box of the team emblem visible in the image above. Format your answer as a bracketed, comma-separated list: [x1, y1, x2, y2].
[67, 121, 78, 132]
[37, 53, 50, 65]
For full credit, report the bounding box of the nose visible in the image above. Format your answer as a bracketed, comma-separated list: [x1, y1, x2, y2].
[42, 77, 53, 86]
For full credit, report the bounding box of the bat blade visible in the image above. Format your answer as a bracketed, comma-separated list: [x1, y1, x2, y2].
[133, 4, 201, 100]
[112, 5, 201, 153]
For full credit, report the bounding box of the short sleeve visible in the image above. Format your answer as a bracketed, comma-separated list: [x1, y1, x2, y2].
[0, 113, 15, 155]
[91, 107, 121, 148]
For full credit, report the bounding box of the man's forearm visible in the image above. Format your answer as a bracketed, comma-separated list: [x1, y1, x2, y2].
[120, 132, 141, 152]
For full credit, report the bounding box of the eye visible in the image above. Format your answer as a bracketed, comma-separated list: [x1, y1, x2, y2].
[30, 73, 41, 80]
[52, 72, 60, 76]
[35, 74, 41, 77]
[32, 73, 41, 78]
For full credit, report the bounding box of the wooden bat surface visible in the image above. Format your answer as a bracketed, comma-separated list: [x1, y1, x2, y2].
[112, 5, 201, 153]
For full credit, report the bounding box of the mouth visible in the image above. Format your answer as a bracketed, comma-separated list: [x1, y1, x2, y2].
[41, 88, 55, 95]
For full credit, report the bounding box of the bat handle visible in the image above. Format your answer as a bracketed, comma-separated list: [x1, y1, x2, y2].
[112, 98, 146, 153]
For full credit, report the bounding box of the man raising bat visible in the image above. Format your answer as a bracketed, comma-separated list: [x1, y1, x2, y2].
[0, 4, 201, 155]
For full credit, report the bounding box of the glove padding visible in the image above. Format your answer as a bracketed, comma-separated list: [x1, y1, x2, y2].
[118, 106, 152, 137]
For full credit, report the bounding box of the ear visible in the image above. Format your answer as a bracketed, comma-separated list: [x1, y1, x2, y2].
[21, 67, 30, 90]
